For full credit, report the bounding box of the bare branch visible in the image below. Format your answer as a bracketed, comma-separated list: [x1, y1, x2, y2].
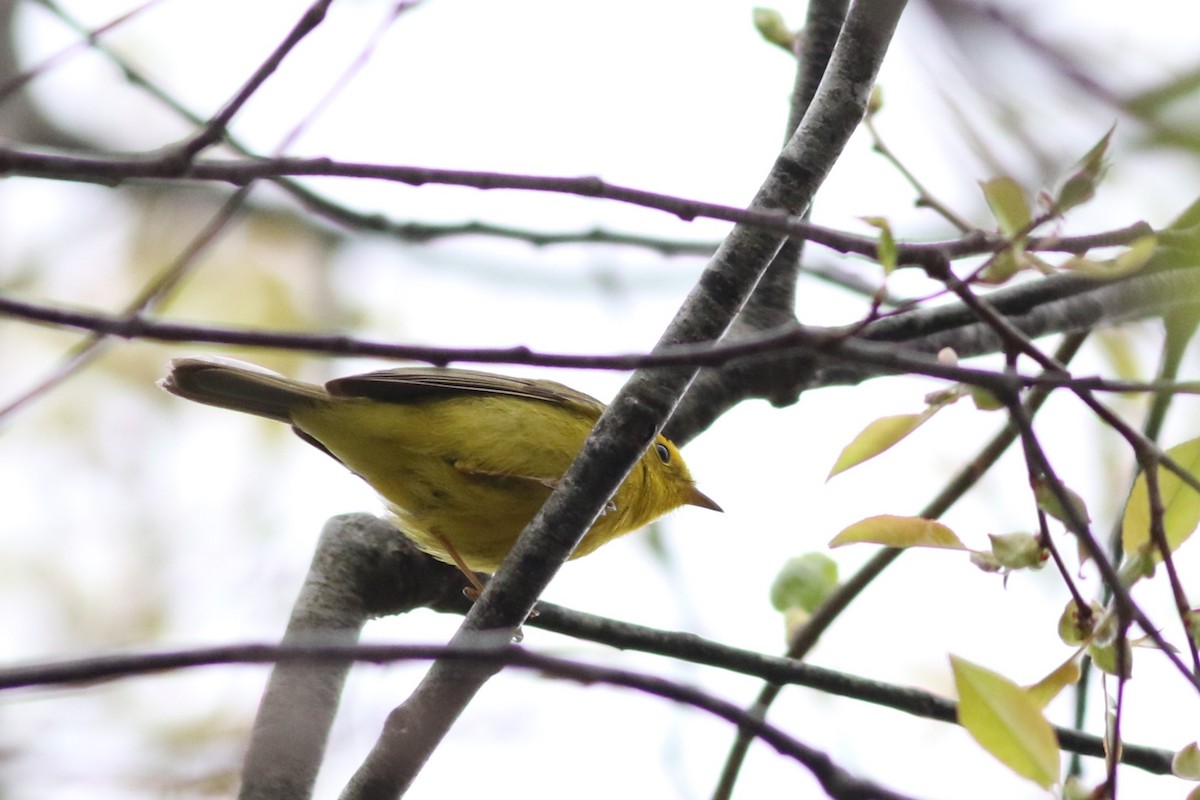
[0, 622, 1172, 778]
[0, 145, 1158, 267]
[239, 514, 468, 800]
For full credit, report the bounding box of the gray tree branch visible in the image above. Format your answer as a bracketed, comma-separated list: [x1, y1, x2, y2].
[239, 514, 469, 800]
[337, 2, 910, 797]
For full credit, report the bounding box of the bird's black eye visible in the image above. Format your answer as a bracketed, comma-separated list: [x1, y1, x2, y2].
[655, 443, 671, 463]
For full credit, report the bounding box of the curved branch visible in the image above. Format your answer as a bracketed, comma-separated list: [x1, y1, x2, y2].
[239, 514, 469, 800]
[0, 626, 1174, 778]
[3, 264, 1198, 416]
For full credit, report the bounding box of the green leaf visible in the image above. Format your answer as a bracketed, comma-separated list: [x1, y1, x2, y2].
[980, 248, 1027, 284]
[987, 532, 1048, 570]
[1059, 235, 1157, 277]
[867, 84, 884, 116]
[969, 386, 1005, 411]
[1121, 436, 1200, 560]
[828, 411, 933, 478]
[980, 177, 1032, 236]
[830, 515, 965, 550]
[1033, 478, 1091, 534]
[769, 553, 840, 613]
[1113, 235, 1158, 272]
[1053, 126, 1114, 214]
[752, 7, 795, 51]
[1024, 655, 1083, 710]
[1055, 173, 1096, 214]
[969, 550, 1002, 573]
[860, 216, 897, 273]
[1076, 124, 1115, 180]
[1172, 742, 1200, 780]
[1087, 639, 1133, 678]
[1116, 548, 1156, 587]
[952, 656, 1061, 788]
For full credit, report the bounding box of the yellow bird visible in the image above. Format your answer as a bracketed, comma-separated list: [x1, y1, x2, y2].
[161, 358, 719, 592]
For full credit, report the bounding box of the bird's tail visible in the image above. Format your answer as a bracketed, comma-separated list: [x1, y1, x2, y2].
[160, 357, 329, 423]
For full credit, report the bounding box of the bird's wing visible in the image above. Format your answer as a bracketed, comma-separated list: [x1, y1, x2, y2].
[325, 367, 605, 415]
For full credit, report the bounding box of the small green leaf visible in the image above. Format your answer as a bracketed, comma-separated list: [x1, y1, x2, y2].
[987, 532, 1048, 570]
[769, 553, 839, 613]
[1053, 126, 1115, 214]
[867, 84, 884, 116]
[969, 386, 1005, 411]
[923, 385, 965, 407]
[981, 177, 1032, 236]
[878, 228, 896, 273]
[1087, 639, 1133, 678]
[1121, 437, 1200, 560]
[860, 216, 897, 273]
[1172, 742, 1200, 780]
[1033, 478, 1091, 534]
[1055, 173, 1096, 214]
[980, 248, 1028, 284]
[1055, 255, 1104, 274]
[1131, 633, 1179, 653]
[752, 7, 796, 51]
[1113, 235, 1158, 272]
[952, 656, 1061, 788]
[830, 515, 965, 550]
[828, 411, 933, 477]
[1077, 125, 1115, 180]
[969, 551, 1003, 573]
[1024, 655, 1083, 710]
[1117, 548, 1156, 587]
[1059, 235, 1157, 277]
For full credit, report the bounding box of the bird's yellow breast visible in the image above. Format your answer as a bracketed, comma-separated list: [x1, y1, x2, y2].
[291, 394, 651, 572]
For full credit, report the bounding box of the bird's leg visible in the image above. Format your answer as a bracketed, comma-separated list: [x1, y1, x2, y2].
[431, 532, 538, 640]
[432, 532, 487, 599]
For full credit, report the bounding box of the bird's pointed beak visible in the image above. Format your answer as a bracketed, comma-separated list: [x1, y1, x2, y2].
[685, 485, 722, 512]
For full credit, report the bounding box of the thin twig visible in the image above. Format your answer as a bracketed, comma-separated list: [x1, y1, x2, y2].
[0, 632, 1173, 777]
[0, 0, 166, 105]
[0, 145, 1157, 268]
[866, 114, 975, 232]
[169, 0, 335, 159]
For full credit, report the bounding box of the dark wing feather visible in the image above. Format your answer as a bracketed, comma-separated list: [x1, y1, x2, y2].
[325, 367, 605, 415]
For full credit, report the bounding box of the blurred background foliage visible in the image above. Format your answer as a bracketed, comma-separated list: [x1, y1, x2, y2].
[2, 0, 1200, 797]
